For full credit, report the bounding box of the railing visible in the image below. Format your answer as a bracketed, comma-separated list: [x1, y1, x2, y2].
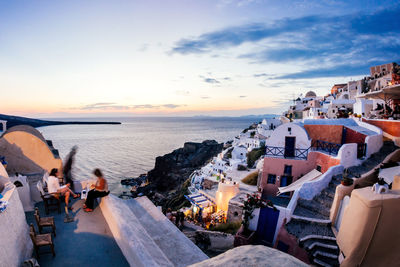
[265, 140, 343, 160]
[311, 140, 341, 155]
[265, 146, 309, 160]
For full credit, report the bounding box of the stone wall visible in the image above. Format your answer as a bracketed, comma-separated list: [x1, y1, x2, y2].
[227, 201, 243, 223]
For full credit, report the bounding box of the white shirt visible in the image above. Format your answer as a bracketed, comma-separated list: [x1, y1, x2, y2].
[47, 176, 60, 194]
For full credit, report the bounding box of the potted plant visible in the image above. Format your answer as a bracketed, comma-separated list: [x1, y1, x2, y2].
[341, 169, 354, 186]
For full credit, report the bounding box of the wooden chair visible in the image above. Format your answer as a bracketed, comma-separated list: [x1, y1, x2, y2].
[36, 181, 61, 215]
[29, 223, 55, 258]
[34, 207, 56, 237]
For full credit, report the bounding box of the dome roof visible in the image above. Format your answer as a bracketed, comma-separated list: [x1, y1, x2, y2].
[305, 91, 317, 98]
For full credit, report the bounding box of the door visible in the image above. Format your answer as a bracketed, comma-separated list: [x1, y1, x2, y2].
[280, 176, 293, 196]
[284, 137, 295, 158]
[256, 207, 280, 245]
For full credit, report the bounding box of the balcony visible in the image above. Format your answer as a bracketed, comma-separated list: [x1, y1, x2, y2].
[265, 140, 342, 160]
[311, 140, 341, 155]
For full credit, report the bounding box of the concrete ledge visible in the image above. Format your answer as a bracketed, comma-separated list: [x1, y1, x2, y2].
[99, 195, 173, 267]
[127, 197, 209, 266]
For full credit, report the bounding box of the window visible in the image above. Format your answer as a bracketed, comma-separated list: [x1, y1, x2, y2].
[283, 165, 292, 175]
[267, 174, 276, 184]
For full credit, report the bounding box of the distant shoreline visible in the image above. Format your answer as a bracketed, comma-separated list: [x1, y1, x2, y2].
[0, 113, 121, 129]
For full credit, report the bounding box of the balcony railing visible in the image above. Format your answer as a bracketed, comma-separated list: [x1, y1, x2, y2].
[265, 146, 309, 160]
[311, 140, 341, 155]
[265, 140, 343, 160]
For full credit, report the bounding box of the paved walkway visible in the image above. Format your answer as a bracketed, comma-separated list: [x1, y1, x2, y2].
[25, 199, 128, 267]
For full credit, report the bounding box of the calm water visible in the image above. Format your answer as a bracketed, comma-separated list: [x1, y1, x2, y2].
[38, 117, 265, 194]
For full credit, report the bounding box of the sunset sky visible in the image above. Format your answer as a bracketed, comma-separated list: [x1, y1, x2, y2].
[1, 0, 399, 118]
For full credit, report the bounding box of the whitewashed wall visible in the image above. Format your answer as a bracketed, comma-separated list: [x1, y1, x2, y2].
[0, 185, 33, 267]
[336, 143, 358, 168]
[266, 123, 311, 150]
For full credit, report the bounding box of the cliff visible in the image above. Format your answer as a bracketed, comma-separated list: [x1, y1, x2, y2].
[147, 140, 223, 192]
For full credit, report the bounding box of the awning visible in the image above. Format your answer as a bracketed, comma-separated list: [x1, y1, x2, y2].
[185, 192, 216, 209]
[379, 166, 400, 184]
[278, 169, 322, 195]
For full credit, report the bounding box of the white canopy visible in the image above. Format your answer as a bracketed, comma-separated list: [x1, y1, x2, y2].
[379, 166, 400, 184]
[278, 169, 322, 195]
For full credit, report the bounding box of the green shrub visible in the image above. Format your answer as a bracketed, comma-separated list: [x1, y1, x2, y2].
[241, 171, 258, 185]
[247, 145, 265, 168]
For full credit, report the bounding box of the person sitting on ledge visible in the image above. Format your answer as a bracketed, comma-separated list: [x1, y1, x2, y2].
[84, 168, 109, 212]
[47, 168, 80, 211]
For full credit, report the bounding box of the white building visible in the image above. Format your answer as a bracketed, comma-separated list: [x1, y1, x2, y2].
[257, 118, 282, 137]
[326, 99, 356, 118]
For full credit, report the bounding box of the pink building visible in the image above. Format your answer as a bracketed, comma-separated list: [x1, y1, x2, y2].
[260, 119, 378, 197]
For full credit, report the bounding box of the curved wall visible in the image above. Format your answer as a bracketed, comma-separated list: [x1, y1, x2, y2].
[0, 126, 62, 174]
[266, 123, 311, 150]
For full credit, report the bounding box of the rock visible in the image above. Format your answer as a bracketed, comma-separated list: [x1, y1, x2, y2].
[147, 140, 223, 192]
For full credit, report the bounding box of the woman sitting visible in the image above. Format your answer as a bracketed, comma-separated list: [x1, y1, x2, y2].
[84, 168, 109, 212]
[47, 168, 80, 209]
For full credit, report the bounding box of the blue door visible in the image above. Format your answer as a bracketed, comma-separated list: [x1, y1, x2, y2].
[256, 207, 280, 244]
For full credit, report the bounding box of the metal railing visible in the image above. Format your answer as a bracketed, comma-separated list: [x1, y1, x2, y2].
[311, 140, 341, 155]
[265, 146, 309, 160]
[265, 140, 343, 160]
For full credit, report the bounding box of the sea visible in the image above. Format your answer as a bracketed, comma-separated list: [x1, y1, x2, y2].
[38, 116, 269, 195]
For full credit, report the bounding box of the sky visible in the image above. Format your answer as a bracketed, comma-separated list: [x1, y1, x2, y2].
[0, 0, 399, 118]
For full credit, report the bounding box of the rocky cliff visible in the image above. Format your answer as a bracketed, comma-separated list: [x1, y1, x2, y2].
[148, 140, 223, 192]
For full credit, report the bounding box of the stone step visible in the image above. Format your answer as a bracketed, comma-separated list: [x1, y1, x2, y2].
[286, 218, 334, 241]
[304, 241, 338, 251]
[296, 200, 331, 218]
[127, 197, 208, 267]
[313, 250, 340, 267]
[313, 258, 333, 267]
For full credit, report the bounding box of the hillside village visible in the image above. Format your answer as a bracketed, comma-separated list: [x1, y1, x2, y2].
[0, 62, 400, 266]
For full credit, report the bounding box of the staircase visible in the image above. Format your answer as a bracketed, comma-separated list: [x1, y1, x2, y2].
[100, 195, 208, 267]
[293, 174, 342, 220]
[286, 174, 343, 266]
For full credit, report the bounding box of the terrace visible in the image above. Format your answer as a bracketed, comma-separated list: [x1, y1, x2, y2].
[25, 199, 129, 266]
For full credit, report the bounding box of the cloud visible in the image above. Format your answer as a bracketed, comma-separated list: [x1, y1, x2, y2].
[171, 5, 400, 78]
[73, 103, 185, 111]
[254, 73, 270, 78]
[162, 104, 183, 109]
[175, 90, 190, 96]
[79, 103, 130, 110]
[132, 104, 184, 109]
[200, 75, 221, 84]
[204, 77, 220, 84]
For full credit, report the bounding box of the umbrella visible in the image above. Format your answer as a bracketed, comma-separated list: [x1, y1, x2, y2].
[379, 166, 400, 184]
